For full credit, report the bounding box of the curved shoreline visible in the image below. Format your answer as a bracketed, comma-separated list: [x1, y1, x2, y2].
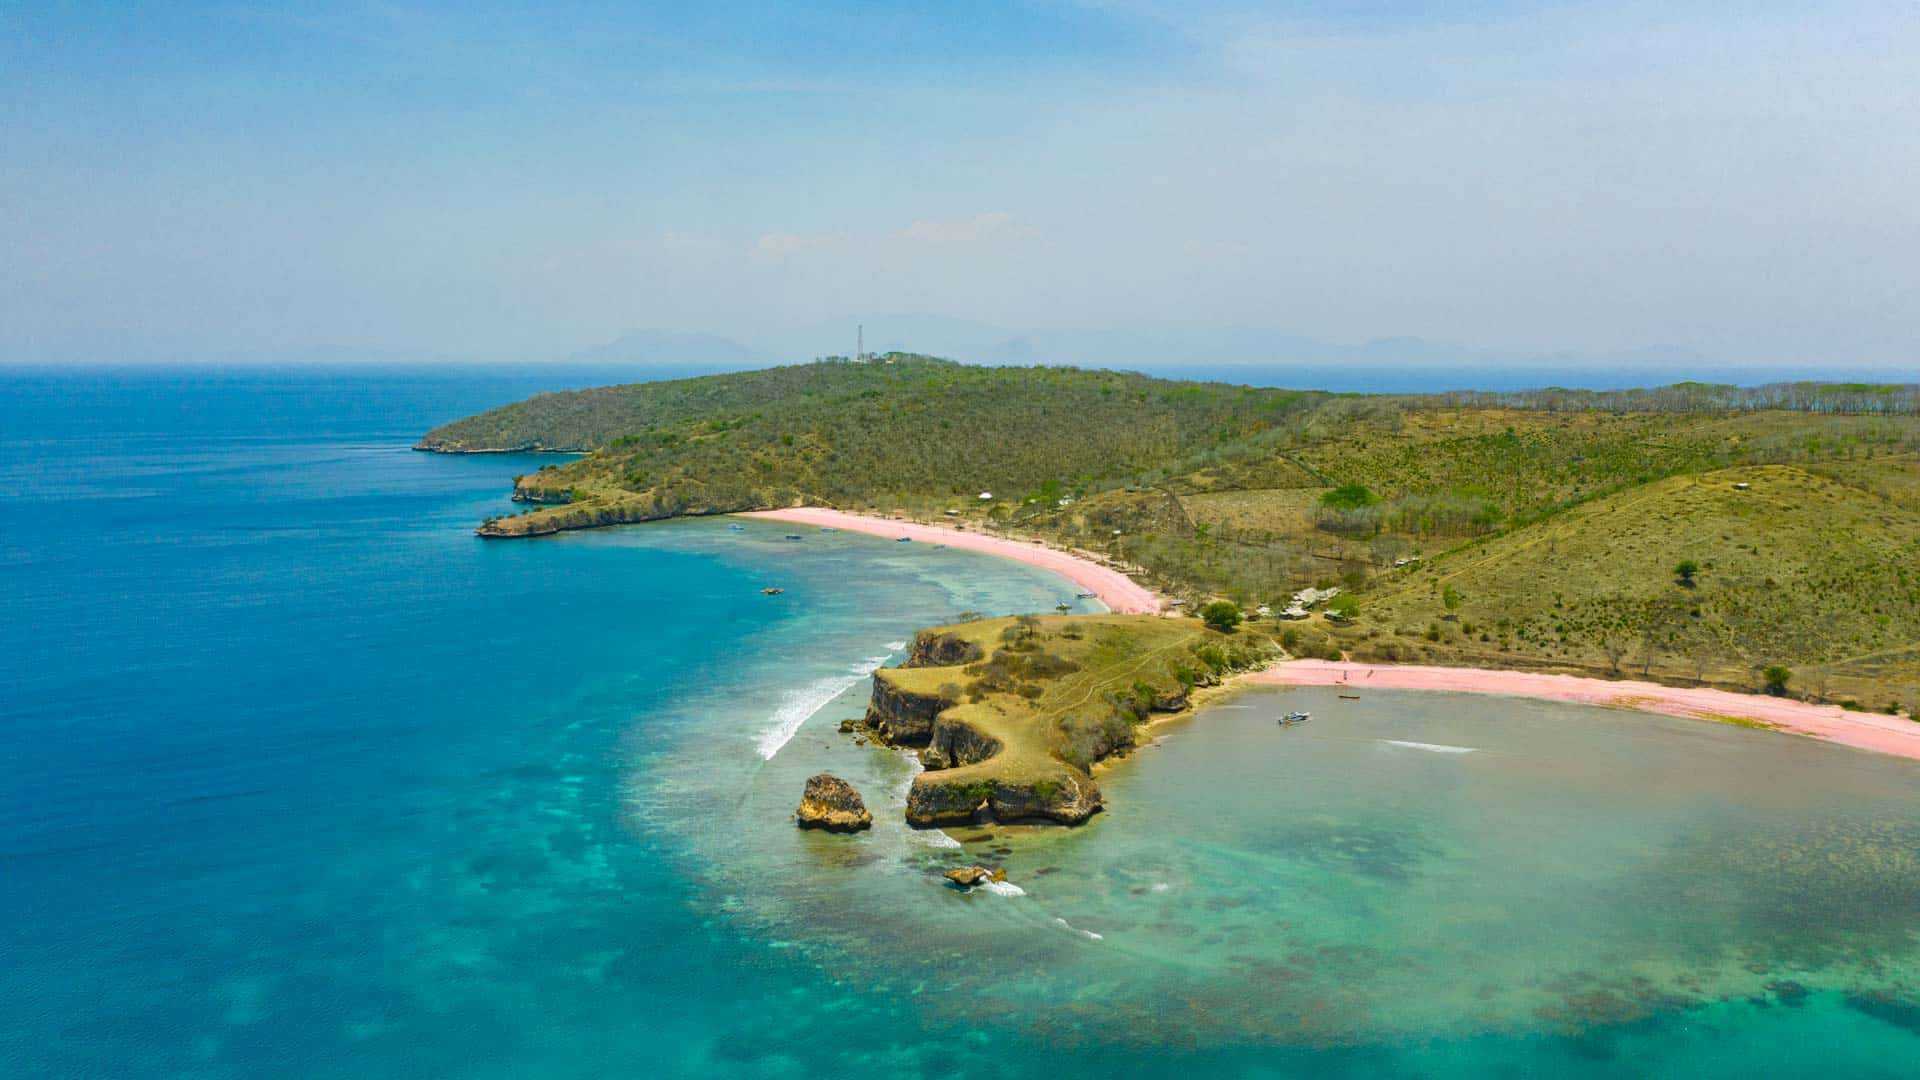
[747, 508, 1918, 763]
[1250, 660, 1920, 762]
[738, 507, 1163, 614]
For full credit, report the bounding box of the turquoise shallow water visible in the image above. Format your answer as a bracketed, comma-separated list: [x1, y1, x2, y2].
[4, 369, 1919, 1077]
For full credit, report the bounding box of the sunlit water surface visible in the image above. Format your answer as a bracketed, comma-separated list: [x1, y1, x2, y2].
[3, 369, 1917, 1077]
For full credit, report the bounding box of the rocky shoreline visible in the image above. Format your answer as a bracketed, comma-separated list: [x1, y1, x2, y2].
[858, 623, 1233, 828]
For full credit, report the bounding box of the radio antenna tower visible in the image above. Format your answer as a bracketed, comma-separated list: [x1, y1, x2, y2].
[857, 324, 864, 362]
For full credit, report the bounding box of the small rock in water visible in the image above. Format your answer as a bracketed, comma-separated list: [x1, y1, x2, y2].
[837, 718, 857, 733]
[943, 866, 993, 888]
[795, 773, 873, 833]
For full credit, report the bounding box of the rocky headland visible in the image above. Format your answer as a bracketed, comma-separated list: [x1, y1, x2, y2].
[860, 615, 1274, 828]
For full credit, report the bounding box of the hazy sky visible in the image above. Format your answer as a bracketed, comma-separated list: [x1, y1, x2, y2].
[4, 1, 1917, 368]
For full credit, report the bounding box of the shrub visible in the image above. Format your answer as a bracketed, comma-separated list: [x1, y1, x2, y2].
[1200, 600, 1244, 633]
[1763, 665, 1792, 695]
[1321, 484, 1379, 510]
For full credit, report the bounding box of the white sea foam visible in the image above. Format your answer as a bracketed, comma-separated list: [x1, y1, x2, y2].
[1381, 739, 1476, 754]
[1150, 882, 1171, 893]
[981, 879, 1025, 897]
[756, 650, 895, 760]
[911, 828, 963, 850]
[1053, 917, 1103, 941]
[885, 640, 908, 651]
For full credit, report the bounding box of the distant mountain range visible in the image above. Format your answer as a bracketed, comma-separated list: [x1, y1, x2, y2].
[565, 330, 768, 368]
[568, 318, 1716, 376]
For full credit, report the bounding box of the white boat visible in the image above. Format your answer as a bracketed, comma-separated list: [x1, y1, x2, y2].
[1280, 711, 1311, 725]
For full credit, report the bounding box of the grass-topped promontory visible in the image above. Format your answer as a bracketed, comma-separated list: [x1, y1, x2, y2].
[864, 614, 1274, 826]
[425, 355, 1920, 715]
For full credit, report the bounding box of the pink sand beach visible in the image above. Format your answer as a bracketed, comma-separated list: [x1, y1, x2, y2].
[1251, 660, 1920, 762]
[738, 507, 1162, 614]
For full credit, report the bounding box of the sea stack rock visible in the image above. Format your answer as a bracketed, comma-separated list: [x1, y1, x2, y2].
[795, 773, 873, 833]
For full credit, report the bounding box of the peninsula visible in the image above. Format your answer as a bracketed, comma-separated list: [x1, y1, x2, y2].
[861, 614, 1271, 825]
[422, 356, 1920, 785]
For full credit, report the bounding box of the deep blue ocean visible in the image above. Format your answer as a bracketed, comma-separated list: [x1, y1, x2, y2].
[4, 366, 1918, 1078]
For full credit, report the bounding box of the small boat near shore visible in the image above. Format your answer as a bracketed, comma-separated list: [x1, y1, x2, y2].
[784, 533, 803, 540]
[1339, 694, 1360, 700]
[761, 587, 784, 595]
[1280, 711, 1311, 725]
[727, 523, 745, 531]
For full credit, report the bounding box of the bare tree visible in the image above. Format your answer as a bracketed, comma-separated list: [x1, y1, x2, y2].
[1601, 632, 1628, 676]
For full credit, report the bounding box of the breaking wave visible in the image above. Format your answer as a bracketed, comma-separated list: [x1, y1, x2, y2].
[1381, 739, 1476, 754]
[1053, 917, 1103, 941]
[756, 651, 895, 760]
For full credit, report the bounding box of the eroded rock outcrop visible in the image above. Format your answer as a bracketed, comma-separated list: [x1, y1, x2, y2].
[864, 672, 957, 746]
[795, 773, 873, 832]
[943, 865, 993, 888]
[906, 631, 984, 668]
[918, 715, 1002, 771]
[906, 768, 1103, 827]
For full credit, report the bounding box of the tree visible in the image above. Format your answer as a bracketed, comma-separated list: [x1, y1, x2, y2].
[1763, 665, 1793, 696]
[1200, 600, 1243, 633]
[1674, 560, 1700, 587]
[1442, 584, 1463, 619]
[1601, 632, 1628, 675]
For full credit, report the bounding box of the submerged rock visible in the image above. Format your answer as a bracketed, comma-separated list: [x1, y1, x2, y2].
[795, 773, 873, 833]
[943, 866, 993, 888]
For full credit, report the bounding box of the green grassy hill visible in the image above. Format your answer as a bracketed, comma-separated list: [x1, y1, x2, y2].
[425, 357, 1920, 711]
[1348, 462, 1920, 709]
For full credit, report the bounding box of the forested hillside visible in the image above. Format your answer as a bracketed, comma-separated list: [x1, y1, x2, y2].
[422, 356, 1920, 710]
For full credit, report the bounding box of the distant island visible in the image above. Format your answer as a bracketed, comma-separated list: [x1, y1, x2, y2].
[421, 355, 1920, 813]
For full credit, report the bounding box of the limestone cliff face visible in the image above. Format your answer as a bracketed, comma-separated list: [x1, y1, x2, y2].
[476, 492, 759, 538]
[905, 768, 1103, 827]
[905, 631, 984, 668]
[863, 672, 956, 746]
[510, 477, 575, 505]
[478, 500, 668, 537]
[918, 715, 1002, 771]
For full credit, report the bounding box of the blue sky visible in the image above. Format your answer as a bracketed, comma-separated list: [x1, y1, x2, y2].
[3, 1, 1916, 368]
